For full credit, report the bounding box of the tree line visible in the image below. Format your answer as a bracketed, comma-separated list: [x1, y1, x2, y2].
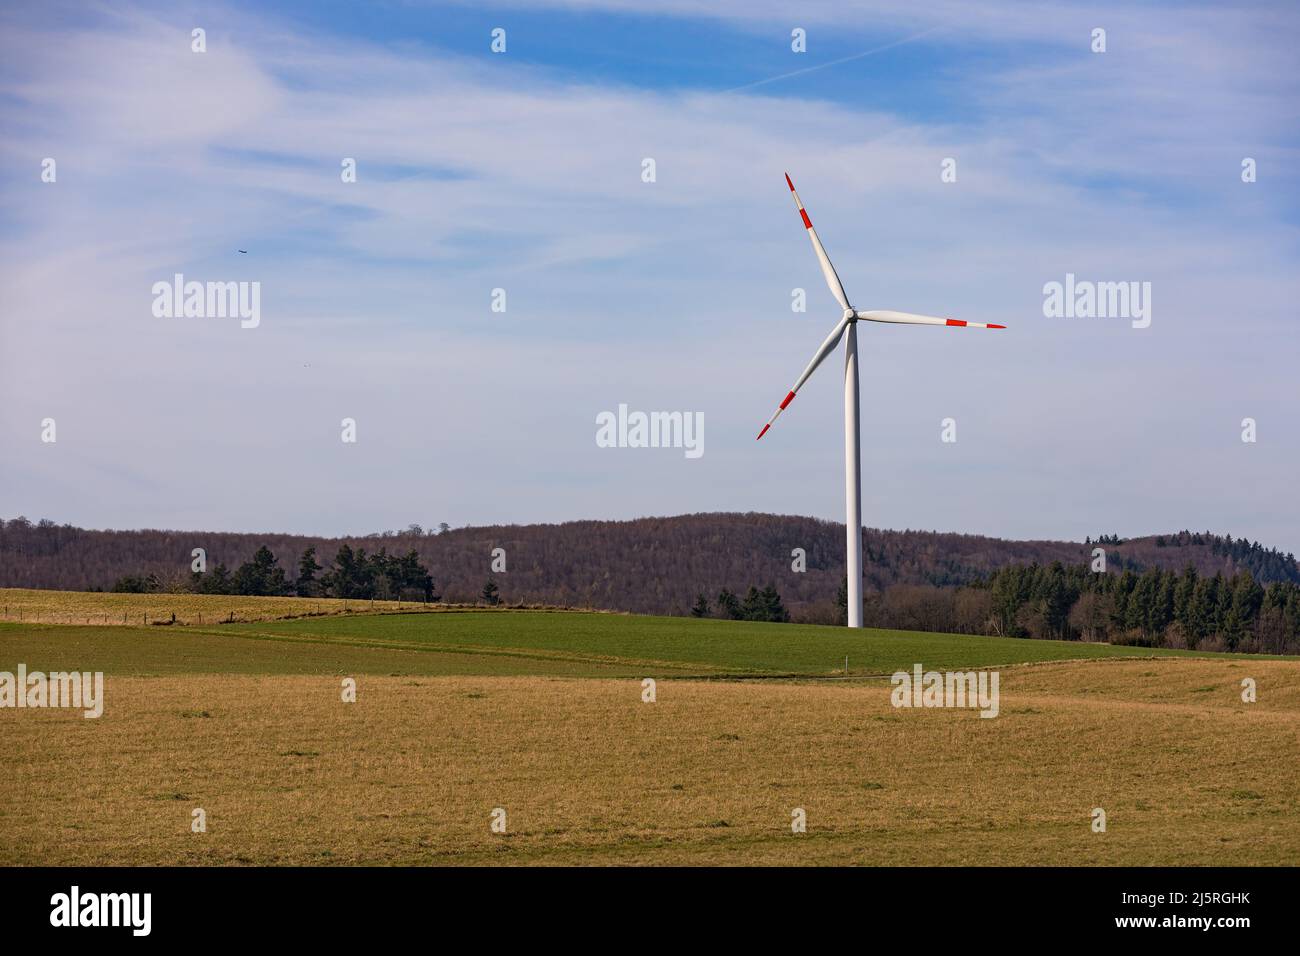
[78, 543, 1300, 653]
[6, 515, 1298, 637]
[987, 561, 1299, 653]
[691, 585, 790, 623]
[1156, 530, 1300, 584]
[112, 544, 437, 602]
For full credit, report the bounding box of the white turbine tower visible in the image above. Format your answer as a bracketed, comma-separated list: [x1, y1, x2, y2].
[757, 173, 1005, 628]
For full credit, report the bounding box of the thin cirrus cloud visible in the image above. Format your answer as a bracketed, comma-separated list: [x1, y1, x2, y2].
[0, 0, 1296, 551]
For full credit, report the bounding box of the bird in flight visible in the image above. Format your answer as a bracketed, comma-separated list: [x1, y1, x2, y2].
[237, 249, 247, 254]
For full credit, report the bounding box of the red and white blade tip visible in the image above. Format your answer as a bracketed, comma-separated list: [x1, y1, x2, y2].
[757, 391, 797, 439]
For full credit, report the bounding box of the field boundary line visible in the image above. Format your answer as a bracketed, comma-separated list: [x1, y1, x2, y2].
[176, 626, 730, 675]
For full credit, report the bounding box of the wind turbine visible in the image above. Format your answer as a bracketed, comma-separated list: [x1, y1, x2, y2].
[757, 173, 1004, 628]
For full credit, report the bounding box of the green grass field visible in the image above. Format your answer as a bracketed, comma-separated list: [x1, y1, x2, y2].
[2, 597, 1297, 866]
[1, 609, 1248, 679]
[226, 610, 1259, 675]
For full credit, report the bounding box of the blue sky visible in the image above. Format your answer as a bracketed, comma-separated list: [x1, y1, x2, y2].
[1, 0, 1298, 551]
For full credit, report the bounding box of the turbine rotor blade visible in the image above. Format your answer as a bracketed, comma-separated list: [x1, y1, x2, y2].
[757, 315, 850, 439]
[856, 309, 1005, 330]
[785, 173, 851, 312]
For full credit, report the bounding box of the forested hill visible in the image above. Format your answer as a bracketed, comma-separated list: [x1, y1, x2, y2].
[2, 514, 1295, 617]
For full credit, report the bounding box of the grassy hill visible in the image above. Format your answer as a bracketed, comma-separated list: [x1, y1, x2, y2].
[1, 601, 1274, 681]
[221, 610, 1251, 676]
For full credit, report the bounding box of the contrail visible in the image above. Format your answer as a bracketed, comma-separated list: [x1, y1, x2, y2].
[722, 25, 944, 94]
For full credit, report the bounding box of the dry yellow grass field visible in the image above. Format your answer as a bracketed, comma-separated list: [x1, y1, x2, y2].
[0, 588, 586, 627]
[2, 658, 1296, 866]
[0, 587, 435, 626]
